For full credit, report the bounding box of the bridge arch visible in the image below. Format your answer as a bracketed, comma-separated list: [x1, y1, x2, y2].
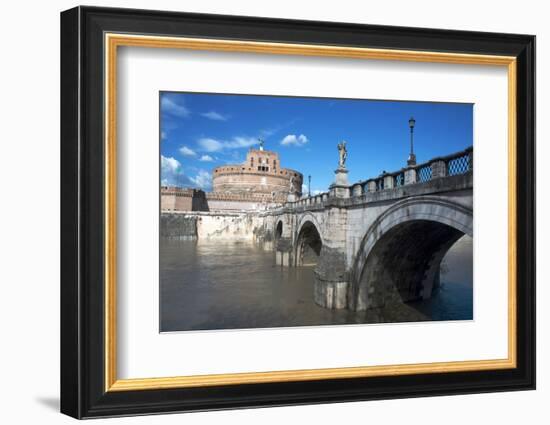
[274, 219, 284, 240]
[349, 196, 473, 311]
[294, 214, 323, 267]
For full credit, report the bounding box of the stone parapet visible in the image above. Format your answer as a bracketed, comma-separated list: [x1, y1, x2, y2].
[282, 172, 472, 214]
[404, 167, 417, 185]
[431, 159, 447, 178]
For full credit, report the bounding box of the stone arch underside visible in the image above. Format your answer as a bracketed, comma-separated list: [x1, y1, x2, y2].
[295, 220, 323, 266]
[349, 197, 473, 311]
[275, 219, 283, 240]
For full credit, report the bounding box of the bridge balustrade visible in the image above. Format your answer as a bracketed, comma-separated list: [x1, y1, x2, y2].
[359, 146, 472, 195]
[284, 146, 472, 208]
[446, 149, 472, 176]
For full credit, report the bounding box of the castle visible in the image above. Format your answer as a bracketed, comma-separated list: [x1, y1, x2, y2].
[161, 143, 303, 212]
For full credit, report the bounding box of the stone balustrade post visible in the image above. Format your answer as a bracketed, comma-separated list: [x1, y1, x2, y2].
[431, 160, 447, 178]
[352, 184, 363, 197]
[383, 175, 394, 190]
[404, 167, 417, 185]
[367, 180, 377, 192]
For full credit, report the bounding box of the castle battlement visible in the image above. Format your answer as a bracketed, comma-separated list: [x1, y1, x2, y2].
[161, 145, 303, 212]
[212, 148, 302, 197]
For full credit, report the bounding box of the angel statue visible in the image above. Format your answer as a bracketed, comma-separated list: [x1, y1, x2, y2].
[337, 141, 347, 168]
[289, 175, 296, 193]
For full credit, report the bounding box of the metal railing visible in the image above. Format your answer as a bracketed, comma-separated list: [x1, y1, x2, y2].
[394, 172, 405, 187]
[416, 164, 433, 182]
[446, 150, 472, 175]
[286, 146, 473, 207]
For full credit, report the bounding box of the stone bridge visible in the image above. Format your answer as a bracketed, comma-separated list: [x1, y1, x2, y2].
[256, 147, 473, 311]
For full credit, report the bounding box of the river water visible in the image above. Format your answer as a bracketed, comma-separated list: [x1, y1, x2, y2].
[160, 236, 473, 332]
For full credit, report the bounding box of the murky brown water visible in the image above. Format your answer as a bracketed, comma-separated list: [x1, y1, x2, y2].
[160, 236, 473, 332]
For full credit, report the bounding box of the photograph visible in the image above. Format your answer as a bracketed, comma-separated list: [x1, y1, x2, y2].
[56, 4, 536, 419]
[159, 92, 474, 332]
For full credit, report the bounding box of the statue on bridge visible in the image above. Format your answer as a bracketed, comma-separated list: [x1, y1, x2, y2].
[287, 175, 298, 202]
[289, 175, 296, 193]
[337, 141, 347, 169]
[331, 140, 349, 195]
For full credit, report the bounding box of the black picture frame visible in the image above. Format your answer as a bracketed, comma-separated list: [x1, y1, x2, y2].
[60, 5, 535, 419]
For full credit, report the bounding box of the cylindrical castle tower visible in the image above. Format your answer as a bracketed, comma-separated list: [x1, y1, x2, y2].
[212, 146, 302, 201]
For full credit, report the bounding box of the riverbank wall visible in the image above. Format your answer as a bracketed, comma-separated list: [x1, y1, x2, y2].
[160, 211, 266, 241]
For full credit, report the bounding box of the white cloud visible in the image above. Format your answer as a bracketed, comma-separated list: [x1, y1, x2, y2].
[197, 136, 259, 152]
[226, 137, 258, 149]
[161, 131, 167, 140]
[161, 95, 190, 118]
[161, 155, 181, 173]
[160, 155, 214, 190]
[281, 134, 308, 146]
[190, 170, 212, 190]
[179, 146, 196, 157]
[201, 111, 229, 121]
[198, 138, 224, 152]
[161, 155, 189, 186]
[199, 155, 214, 162]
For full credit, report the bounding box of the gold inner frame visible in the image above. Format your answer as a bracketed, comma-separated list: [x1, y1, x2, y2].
[104, 33, 517, 392]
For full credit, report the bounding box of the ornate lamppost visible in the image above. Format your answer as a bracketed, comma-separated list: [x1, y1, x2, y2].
[308, 175, 311, 197]
[407, 116, 417, 166]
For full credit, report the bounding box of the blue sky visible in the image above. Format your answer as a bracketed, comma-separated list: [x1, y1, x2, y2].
[160, 92, 472, 194]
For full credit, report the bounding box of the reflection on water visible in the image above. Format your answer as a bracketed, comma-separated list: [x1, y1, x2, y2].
[160, 236, 473, 332]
